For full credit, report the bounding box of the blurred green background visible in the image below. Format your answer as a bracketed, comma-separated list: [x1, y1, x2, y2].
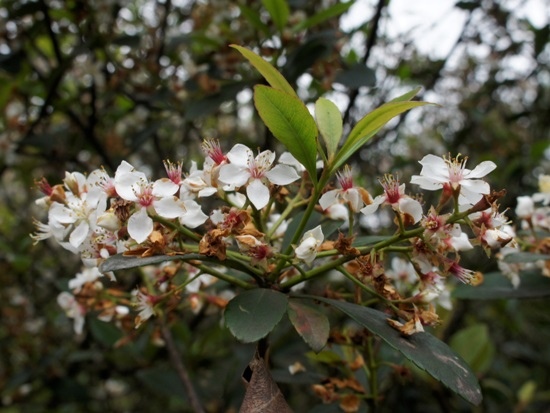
[1, 0, 549, 411]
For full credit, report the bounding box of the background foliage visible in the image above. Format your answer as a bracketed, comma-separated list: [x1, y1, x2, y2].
[1, 0, 549, 411]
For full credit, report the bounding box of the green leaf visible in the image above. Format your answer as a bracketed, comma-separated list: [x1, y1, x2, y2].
[224, 289, 288, 342]
[88, 318, 123, 347]
[287, 299, 330, 353]
[312, 297, 482, 405]
[315, 97, 342, 160]
[136, 367, 187, 401]
[389, 86, 422, 102]
[292, 1, 355, 32]
[334, 63, 376, 89]
[330, 98, 430, 174]
[261, 0, 289, 31]
[254, 85, 319, 182]
[100, 253, 181, 273]
[238, 4, 270, 36]
[450, 324, 495, 374]
[503, 252, 550, 263]
[452, 270, 550, 299]
[230, 44, 297, 97]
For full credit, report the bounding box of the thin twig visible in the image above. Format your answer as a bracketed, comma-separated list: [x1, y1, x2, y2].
[342, 0, 386, 126]
[160, 321, 205, 413]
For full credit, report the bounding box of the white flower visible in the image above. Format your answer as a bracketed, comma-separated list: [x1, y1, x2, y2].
[178, 199, 208, 228]
[218, 144, 300, 209]
[57, 292, 85, 334]
[133, 289, 156, 328]
[68, 266, 104, 292]
[180, 161, 218, 199]
[387, 257, 418, 292]
[295, 225, 324, 265]
[361, 175, 422, 224]
[319, 166, 371, 212]
[446, 224, 474, 251]
[410, 154, 496, 205]
[47, 186, 107, 250]
[515, 196, 535, 219]
[114, 161, 186, 243]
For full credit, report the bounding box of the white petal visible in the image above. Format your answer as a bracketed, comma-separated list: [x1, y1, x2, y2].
[307, 225, 324, 243]
[247, 179, 270, 209]
[279, 152, 305, 172]
[218, 164, 250, 186]
[265, 164, 300, 185]
[226, 143, 253, 167]
[459, 180, 490, 205]
[466, 161, 497, 179]
[450, 232, 474, 251]
[128, 208, 153, 243]
[295, 226, 323, 265]
[115, 160, 135, 177]
[319, 190, 339, 210]
[360, 196, 384, 215]
[114, 172, 142, 201]
[418, 154, 446, 169]
[295, 237, 318, 264]
[515, 196, 535, 218]
[154, 196, 186, 219]
[410, 175, 444, 190]
[49, 202, 77, 224]
[70, 221, 90, 249]
[343, 189, 363, 212]
[180, 200, 208, 228]
[152, 178, 179, 197]
[255, 150, 276, 169]
[460, 178, 490, 194]
[398, 197, 423, 223]
[198, 187, 218, 197]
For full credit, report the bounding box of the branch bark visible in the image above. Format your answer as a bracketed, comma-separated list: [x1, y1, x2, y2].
[160, 321, 205, 413]
[342, 0, 386, 127]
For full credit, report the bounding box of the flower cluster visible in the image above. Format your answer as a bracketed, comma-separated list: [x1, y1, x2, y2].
[32, 146, 507, 336]
[496, 174, 550, 286]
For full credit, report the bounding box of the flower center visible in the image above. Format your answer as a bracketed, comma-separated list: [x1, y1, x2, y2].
[337, 166, 354, 191]
[445, 154, 467, 188]
[381, 175, 402, 204]
[164, 160, 182, 185]
[202, 139, 227, 165]
[137, 185, 154, 208]
[248, 158, 265, 179]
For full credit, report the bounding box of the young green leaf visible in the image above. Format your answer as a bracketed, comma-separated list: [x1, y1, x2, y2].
[390, 86, 422, 102]
[288, 299, 330, 353]
[224, 289, 288, 343]
[254, 85, 319, 182]
[312, 296, 483, 405]
[315, 97, 342, 161]
[330, 99, 431, 174]
[230, 44, 297, 98]
[261, 0, 290, 32]
[450, 324, 495, 374]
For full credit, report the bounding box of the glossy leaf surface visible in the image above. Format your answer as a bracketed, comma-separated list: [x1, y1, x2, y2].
[254, 85, 319, 181]
[287, 299, 330, 353]
[225, 289, 288, 343]
[313, 297, 482, 405]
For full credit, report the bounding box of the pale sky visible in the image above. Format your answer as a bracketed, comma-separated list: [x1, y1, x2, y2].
[341, 0, 549, 59]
